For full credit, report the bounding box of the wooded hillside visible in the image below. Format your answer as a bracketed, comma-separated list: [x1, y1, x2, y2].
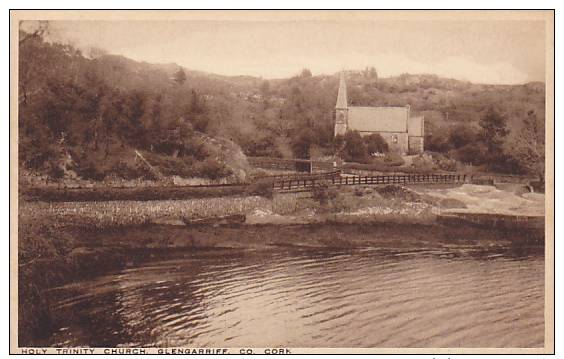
[18, 31, 545, 179]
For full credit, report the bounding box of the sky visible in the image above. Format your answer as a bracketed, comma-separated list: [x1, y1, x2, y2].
[30, 16, 547, 84]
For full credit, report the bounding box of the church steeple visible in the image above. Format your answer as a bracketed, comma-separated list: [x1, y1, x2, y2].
[335, 71, 348, 109]
[334, 71, 349, 137]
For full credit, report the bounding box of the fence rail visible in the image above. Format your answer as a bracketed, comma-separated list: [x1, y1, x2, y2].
[273, 173, 467, 191]
[254, 170, 342, 182]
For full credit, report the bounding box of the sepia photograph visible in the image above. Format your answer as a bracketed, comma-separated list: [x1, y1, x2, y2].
[9, 9, 554, 354]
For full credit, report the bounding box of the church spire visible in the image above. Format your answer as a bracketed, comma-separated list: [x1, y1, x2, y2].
[335, 71, 348, 109]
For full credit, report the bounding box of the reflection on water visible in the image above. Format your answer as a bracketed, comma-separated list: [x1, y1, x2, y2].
[46, 245, 544, 348]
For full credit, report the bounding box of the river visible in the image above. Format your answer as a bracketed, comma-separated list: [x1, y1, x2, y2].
[43, 236, 544, 349]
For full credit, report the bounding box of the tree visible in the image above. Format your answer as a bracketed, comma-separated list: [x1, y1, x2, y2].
[364, 133, 388, 154]
[86, 47, 108, 59]
[342, 130, 368, 162]
[363, 66, 378, 79]
[291, 126, 315, 159]
[19, 20, 49, 45]
[300, 68, 312, 78]
[173, 68, 187, 85]
[510, 110, 545, 177]
[448, 123, 478, 149]
[260, 80, 270, 96]
[479, 107, 510, 152]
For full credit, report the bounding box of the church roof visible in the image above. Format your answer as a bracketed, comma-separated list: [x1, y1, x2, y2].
[348, 106, 409, 133]
[408, 116, 424, 137]
[335, 72, 348, 109]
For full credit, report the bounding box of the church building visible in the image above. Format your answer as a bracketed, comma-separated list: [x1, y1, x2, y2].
[334, 72, 424, 155]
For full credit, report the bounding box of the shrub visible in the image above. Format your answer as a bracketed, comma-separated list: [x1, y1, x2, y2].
[311, 181, 336, 206]
[364, 133, 388, 154]
[435, 155, 457, 172]
[197, 158, 232, 180]
[108, 161, 148, 180]
[383, 152, 405, 166]
[47, 161, 65, 179]
[74, 160, 106, 181]
[448, 124, 478, 149]
[342, 130, 369, 163]
[412, 155, 436, 173]
[453, 142, 489, 165]
[245, 178, 274, 199]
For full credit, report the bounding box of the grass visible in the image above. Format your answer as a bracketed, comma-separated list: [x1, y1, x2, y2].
[20, 184, 249, 202]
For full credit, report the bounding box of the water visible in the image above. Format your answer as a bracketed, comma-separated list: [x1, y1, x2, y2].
[45, 245, 544, 348]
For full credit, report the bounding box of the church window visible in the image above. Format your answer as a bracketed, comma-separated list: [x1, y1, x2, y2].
[392, 135, 398, 143]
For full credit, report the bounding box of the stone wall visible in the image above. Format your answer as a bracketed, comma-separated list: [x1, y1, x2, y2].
[408, 136, 424, 154]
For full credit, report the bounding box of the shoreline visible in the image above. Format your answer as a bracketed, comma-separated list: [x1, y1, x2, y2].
[18, 218, 544, 346]
[17, 183, 545, 346]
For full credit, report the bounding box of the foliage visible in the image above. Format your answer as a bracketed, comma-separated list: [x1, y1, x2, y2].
[341, 130, 368, 162]
[18, 28, 545, 178]
[382, 152, 405, 166]
[363, 133, 389, 154]
[300, 68, 313, 78]
[448, 123, 478, 149]
[411, 155, 436, 173]
[311, 180, 345, 212]
[509, 110, 545, 177]
[18, 32, 231, 180]
[173, 68, 187, 85]
[479, 107, 510, 152]
[452, 142, 489, 165]
[245, 178, 274, 199]
[197, 158, 233, 180]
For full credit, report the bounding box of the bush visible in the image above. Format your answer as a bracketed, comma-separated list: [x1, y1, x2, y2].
[241, 134, 283, 158]
[342, 130, 369, 163]
[363, 133, 388, 154]
[383, 153, 405, 166]
[453, 142, 489, 165]
[311, 181, 337, 206]
[245, 178, 274, 199]
[108, 161, 148, 180]
[435, 155, 457, 172]
[47, 161, 65, 179]
[142, 152, 232, 180]
[197, 158, 233, 180]
[412, 155, 436, 173]
[74, 160, 106, 181]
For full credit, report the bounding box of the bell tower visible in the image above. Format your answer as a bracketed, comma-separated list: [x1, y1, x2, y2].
[334, 71, 348, 136]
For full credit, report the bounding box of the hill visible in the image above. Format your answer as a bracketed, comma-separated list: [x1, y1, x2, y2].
[18, 31, 545, 180]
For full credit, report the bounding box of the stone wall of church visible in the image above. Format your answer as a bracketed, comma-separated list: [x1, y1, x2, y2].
[408, 136, 424, 154]
[334, 123, 347, 136]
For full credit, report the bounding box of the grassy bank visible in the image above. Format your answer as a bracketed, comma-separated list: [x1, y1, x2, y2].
[20, 184, 249, 202]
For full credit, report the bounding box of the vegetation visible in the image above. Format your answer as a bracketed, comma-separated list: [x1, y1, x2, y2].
[19, 28, 232, 181]
[19, 24, 545, 180]
[245, 178, 275, 199]
[337, 130, 390, 163]
[21, 184, 248, 202]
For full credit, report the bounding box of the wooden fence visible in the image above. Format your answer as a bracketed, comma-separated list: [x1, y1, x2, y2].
[273, 173, 466, 191]
[254, 170, 342, 182]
